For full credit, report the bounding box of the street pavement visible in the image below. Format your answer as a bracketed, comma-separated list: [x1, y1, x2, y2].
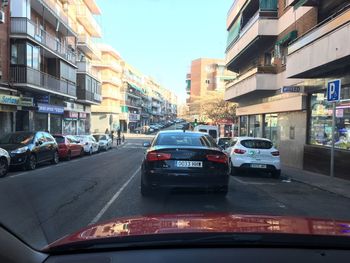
[1, 136, 350, 249]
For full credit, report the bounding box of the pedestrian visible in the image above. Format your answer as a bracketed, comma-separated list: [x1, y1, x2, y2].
[117, 129, 121, 145]
[111, 131, 114, 147]
[105, 128, 109, 134]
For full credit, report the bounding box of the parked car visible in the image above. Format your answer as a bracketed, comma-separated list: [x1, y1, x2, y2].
[53, 135, 84, 160]
[194, 125, 219, 139]
[224, 137, 281, 178]
[93, 134, 112, 151]
[75, 135, 99, 155]
[141, 130, 230, 196]
[0, 131, 59, 170]
[217, 137, 232, 150]
[0, 148, 10, 177]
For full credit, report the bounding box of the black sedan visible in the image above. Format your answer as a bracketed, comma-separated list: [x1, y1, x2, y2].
[0, 131, 59, 170]
[141, 130, 230, 196]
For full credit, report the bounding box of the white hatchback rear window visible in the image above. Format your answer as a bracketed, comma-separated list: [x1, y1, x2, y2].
[241, 140, 272, 149]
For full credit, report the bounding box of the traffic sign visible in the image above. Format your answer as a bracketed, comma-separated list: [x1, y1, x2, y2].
[327, 79, 341, 102]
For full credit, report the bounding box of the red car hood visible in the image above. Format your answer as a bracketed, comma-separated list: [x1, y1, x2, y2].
[48, 213, 350, 248]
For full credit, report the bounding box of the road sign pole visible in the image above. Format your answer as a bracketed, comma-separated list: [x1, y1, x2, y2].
[330, 102, 336, 177]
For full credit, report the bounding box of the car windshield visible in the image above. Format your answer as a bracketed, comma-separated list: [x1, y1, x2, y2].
[0, 132, 34, 145]
[53, 136, 65, 144]
[1, 0, 350, 256]
[241, 140, 273, 149]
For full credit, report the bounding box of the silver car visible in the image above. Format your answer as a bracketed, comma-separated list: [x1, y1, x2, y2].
[93, 134, 113, 151]
[0, 147, 10, 177]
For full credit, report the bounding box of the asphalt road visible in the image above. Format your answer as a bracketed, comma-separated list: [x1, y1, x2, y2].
[1, 136, 350, 249]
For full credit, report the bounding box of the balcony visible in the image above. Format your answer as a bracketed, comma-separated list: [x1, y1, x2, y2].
[101, 76, 122, 86]
[83, 0, 102, 14]
[35, 0, 76, 35]
[77, 89, 102, 104]
[10, 66, 76, 98]
[227, 0, 249, 29]
[287, 0, 318, 8]
[287, 7, 350, 78]
[226, 12, 278, 71]
[11, 17, 76, 65]
[77, 61, 100, 80]
[93, 60, 122, 73]
[125, 99, 142, 108]
[77, 4, 102, 37]
[77, 35, 101, 59]
[224, 66, 277, 102]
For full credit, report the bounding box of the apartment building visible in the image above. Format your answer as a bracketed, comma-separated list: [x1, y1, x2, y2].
[285, 0, 350, 179]
[0, 0, 102, 135]
[225, 0, 318, 169]
[91, 44, 123, 133]
[187, 58, 235, 122]
[225, 0, 349, 179]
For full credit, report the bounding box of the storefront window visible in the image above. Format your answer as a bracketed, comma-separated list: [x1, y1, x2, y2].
[239, 116, 248, 136]
[249, 115, 262, 137]
[50, 115, 62, 134]
[309, 89, 350, 150]
[264, 114, 278, 145]
[63, 119, 77, 135]
[35, 113, 48, 131]
[78, 119, 86, 135]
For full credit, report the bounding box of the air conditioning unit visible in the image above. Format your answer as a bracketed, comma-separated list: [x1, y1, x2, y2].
[0, 10, 5, 24]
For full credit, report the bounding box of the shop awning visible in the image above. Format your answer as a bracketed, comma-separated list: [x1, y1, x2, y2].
[276, 30, 298, 46]
[127, 82, 144, 94]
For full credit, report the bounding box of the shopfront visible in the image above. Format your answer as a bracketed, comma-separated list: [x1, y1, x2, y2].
[304, 87, 350, 179]
[36, 103, 64, 133]
[63, 111, 79, 135]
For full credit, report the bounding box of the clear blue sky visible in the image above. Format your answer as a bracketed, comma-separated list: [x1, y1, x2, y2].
[98, 0, 232, 102]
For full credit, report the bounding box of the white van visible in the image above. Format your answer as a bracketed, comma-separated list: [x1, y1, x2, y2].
[194, 125, 219, 139]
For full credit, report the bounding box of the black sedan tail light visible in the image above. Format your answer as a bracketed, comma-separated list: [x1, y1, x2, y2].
[146, 152, 172, 162]
[206, 154, 228, 164]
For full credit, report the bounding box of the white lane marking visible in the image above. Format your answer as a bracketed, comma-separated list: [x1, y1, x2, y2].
[7, 171, 28, 179]
[89, 167, 141, 225]
[231, 177, 276, 185]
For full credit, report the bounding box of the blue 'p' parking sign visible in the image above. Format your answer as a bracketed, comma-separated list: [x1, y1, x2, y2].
[327, 79, 341, 102]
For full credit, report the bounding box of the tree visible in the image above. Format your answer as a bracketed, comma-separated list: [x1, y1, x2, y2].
[189, 90, 237, 123]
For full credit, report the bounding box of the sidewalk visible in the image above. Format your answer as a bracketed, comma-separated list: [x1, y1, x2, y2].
[282, 166, 350, 199]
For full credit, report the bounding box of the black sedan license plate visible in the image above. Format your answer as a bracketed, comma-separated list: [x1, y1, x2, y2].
[176, 161, 203, 168]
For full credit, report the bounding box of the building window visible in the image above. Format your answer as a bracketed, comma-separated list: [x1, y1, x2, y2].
[26, 44, 40, 70]
[264, 114, 278, 145]
[264, 52, 272, 66]
[11, 43, 26, 65]
[249, 115, 262, 137]
[239, 116, 248, 136]
[205, 79, 210, 84]
[309, 88, 350, 150]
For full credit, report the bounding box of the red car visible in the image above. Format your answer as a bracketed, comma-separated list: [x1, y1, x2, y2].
[53, 135, 84, 160]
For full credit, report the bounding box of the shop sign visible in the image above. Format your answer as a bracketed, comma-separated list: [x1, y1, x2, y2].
[129, 113, 140, 121]
[0, 94, 19, 105]
[19, 97, 34, 107]
[64, 111, 79, 119]
[79, 112, 87, 119]
[336, 109, 344, 118]
[281, 86, 304, 93]
[37, 103, 64, 114]
[35, 95, 50, 104]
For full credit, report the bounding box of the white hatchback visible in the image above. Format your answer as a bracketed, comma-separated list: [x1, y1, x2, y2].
[225, 137, 281, 178]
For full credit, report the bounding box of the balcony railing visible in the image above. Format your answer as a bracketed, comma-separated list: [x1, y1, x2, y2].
[77, 35, 101, 59]
[125, 99, 142, 108]
[77, 4, 102, 37]
[77, 89, 102, 103]
[11, 17, 76, 64]
[77, 61, 100, 79]
[11, 66, 76, 97]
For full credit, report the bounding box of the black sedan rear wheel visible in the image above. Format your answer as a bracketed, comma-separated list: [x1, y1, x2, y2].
[0, 158, 8, 177]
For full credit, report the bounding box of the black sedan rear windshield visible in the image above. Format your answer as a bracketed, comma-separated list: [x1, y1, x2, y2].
[241, 139, 272, 149]
[0, 132, 34, 145]
[155, 133, 217, 147]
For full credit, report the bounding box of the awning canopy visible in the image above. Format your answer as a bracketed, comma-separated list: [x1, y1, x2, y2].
[276, 30, 298, 46]
[127, 82, 144, 94]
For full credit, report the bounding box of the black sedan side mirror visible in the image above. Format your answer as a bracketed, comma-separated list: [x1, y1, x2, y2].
[143, 142, 151, 148]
